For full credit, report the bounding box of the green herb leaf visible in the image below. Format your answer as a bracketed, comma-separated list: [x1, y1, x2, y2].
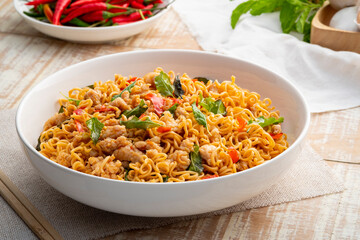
[86, 84, 94, 89]
[279, 1, 299, 33]
[250, 0, 283, 16]
[188, 145, 204, 174]
[58, 105, 64, 114]
[168, 103, 179, 115]
[248, 116, 284, 128]
[155, 71, 174, 97]
[61, 93, 81, 106]
[120, 116, 162, 129]
[35, 136, 41, 151]
[111, 80, 136, 101]
[122, 99, 148, 118]
[124, 168, 130, 181]
[191, 103, 207, 129]
[173, 75, 184, 99]
[194, 77, 211, 85]
[199, 94, 226, 116]
[162, 175, 169, 182]
[86, 117, 104, 144]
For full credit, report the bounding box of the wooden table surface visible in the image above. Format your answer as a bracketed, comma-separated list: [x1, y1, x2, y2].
[1, 1, 360, 239]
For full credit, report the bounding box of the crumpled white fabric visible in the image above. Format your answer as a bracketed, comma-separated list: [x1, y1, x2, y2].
[173, 0, 360, 113]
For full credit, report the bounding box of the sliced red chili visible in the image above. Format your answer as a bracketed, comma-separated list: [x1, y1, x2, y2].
[228, 147, 239, 163]
[145, 93, 164, 115]
[202, 174, 219, 180]
[270, 133, 283, 140]
[74, 120, 84, 132]
[127, 77, 137, 82]
[95, 105, 114, 112]
[74, 108, 84, 115]
[237, 117, 247, 132]
[157, 126, 171, 133]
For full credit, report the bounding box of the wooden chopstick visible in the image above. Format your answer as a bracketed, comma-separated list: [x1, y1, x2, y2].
[0, 169, 63, 240]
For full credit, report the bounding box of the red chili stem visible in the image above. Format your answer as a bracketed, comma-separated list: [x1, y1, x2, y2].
[53, 0, 71, 25]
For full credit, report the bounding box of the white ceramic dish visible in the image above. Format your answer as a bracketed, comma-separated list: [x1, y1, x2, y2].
[13, 0, 171, 43]
[16, 50, 310, 217]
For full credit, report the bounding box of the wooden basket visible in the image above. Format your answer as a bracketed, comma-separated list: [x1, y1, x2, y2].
[311, 2, 360, 53]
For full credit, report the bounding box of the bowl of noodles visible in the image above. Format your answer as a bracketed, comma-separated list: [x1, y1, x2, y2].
[16, 50, 310, 217]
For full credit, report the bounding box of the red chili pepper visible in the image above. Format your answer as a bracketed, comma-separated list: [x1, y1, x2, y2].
[109, 3, 129, 13]
[169, 98, 181, 104]
[127, 77, 137, 82]
[157, 126, 171, 133]
[71, 0, 105, 8]
[145, 93, 164, 115]
[237, 117, 246, 132]
[152, 0, 163, 3]
[53, 0, 71, 25]
[228, 147, 239, 163]
[61, 3, 127, 23]
[270, 133, 283, 140]
[139, 113, 146, 119]
[135, 0, 143, 3]
[25, 0, 54, 5]
[74, 120, 84, 132]
[131, 1, 145, 9]
[74, 108, 84, 115]
[202, 174, 219, 180]
[43, 4, 53, 23]
[95, 105, 114, 112]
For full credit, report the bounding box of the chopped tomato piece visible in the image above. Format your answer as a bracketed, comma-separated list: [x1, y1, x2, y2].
[228, 147, 239, 163]
[237, 117, 247, 132]
[270, 133, 283, 140]
[145, 93, 164, 115]
[74, 120, 84, 133]
[157, 126, 171, 133]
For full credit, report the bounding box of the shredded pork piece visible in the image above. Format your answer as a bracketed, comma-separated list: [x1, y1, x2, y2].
[110, 97, 131, 111]
[84, 89, 101, 106]
[143, 72, 158, 87]
[56, 151, 72, 168]
[114, 145, 143, 163]
[100, 125, 127, 139]
[98, 136, 131, 154]
[199, 144, 217, 165]
[272, 124, 282, 134]
[168, 150, 190, 171]
[43, 113, 67, 131]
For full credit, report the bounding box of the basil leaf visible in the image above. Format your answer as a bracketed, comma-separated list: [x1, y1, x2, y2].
[61, 93, 81, 106]
[167, 103, 179, 115]
[194, 77, 210, 84]
[279, 1, 300, 33]
[188, 145, 203, 174]
[173, 75, 184, 99]
[248, 116, 284, 128]
[155, 71, 174, 97]
[122, 99, 147, 118]
[35, 136, 41, 151]
[211, 100, 227, 116]
[86, 84, 94, 89]
[199, 94, 226, 116]
[58, 105, 64, 113]
[111, 80, 136, 101]
[120, 116, 162, 129]
[86, 117, 104, 144]
[231, 0, 256, 29]
[191, 103, 207, 129]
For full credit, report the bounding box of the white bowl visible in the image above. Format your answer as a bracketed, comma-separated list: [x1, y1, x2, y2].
[16, 50, 310, 217]
[13, 0, 171, 43]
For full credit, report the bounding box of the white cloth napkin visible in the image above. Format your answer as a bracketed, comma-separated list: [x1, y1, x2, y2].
[172, 0, 360, 113]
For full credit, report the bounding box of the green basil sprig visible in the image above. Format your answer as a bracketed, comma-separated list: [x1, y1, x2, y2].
[58, 105, 64, 113]
[122, 99, 148, 118]
[173, 75, 184, 99]
[199, 94, 227, 116]
[188, 145, 204, 174]
[86, 117, 104, 144]
[120, 116, 162, 129]
[191, 103, 207, 129]
[248, 116, 284, 128]
[111, 80, 136, 101]
[155, 71, 174, 97]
